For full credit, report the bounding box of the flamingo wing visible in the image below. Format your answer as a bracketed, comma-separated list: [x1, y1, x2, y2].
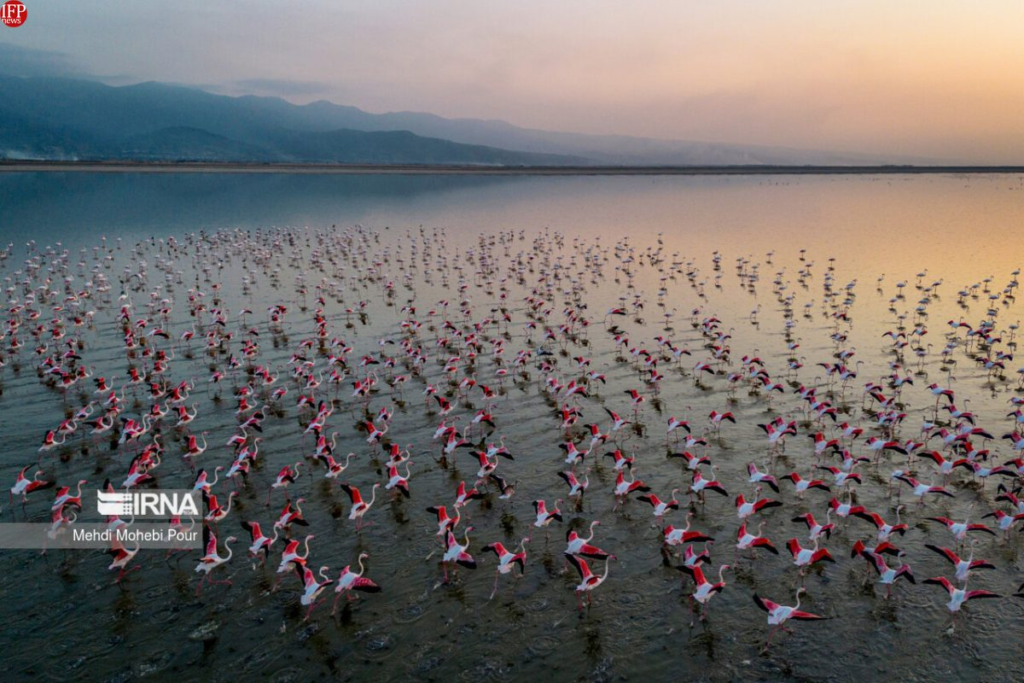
[340, 484, 363, 505]
[789, 610, 828, 621]
[965, 590, 1001, 601]
[566, 553, 591, 581]
[924, 576, 955, 593]
[576, 543, 613, 560]
[241, 520, 260, 540]
[753, 594, 780, 614]
[924, 544, 960, 565]
[351, 577, 382, 593]
[202, 525, 217, 556]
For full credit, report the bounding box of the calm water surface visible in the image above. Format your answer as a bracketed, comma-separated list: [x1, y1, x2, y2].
[1, 172, 1024, 682]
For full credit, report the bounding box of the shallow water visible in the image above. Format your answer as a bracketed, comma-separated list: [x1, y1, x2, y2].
[1, 172, 1024, 682]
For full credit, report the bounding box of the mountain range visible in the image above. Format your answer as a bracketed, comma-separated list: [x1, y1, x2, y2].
[0, 75, 917, 166]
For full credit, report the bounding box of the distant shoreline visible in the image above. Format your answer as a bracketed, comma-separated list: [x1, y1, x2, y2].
[1, 161, 1023, 176]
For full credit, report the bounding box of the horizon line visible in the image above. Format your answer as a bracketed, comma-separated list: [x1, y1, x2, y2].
[2, 161, 1023, 176]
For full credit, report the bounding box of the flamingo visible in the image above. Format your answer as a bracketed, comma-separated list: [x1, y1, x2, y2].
[454, 480, 485, 510]
[746, 462, 780, 493]
[339, 483, 379, 530]
[854, 548, 916, 597]
[275, 534, 314, 588]
[332, 553, 381, 612]
[296, 565, 334, 620]
[680, 564, 730, 621]
[266, 461, 301, 506]
[273, 497, 309, 529]
[532, 499, 563, 528]
[664, 513, 714, 548]
[385, 461, 412, 498]
[786, 538, 835, 574]
[9, 464, 54, 507]
[923, 576, 1000, 624]
[241, 520, 279, 564]
[689, 468, 727, 503]
[482, 536, 530, 599]
[637, 488, 680, 521]
[566, 554, 613, 610]
[426, 504, 461, 540]
[735, 487, 782, 520]
[107, 538, 141, 584]
[195, 528, 235, 594]
[926, 512, 995, 545]
[52, 480, 86, 513]
[204, 490, 238, 526]
[565, 521, 615, 559]
[318, 452, 355, 479]
[895, 474, 955, 504]
[439, 526, 476, 583]
[924, 544, 996, 584]
[753, 588, 827, 650]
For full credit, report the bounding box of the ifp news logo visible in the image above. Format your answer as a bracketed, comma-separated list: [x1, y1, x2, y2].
[97, 489, 201, 518]
[2, 1, 27, 28]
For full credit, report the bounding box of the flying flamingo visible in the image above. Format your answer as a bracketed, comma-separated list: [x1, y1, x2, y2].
[52, 480, 86, 513]
[266, 461, 302, 506]
[273, 498, 309, 530]
[735, 521, 778, 559]
[439, 526, 476, 584]
[923, 577, 1000, 626]
[332, 552, 381, 613]
[854, 547, 915, 597]
[241, 520, 279, 565]
[679, 564, 730, 622]
[341, 483, 380, 530]
[9, 464, 54, 508]
[296, 564, 334, 620]
[426, 504, 461, 541]
[753, 588, 827, 650]
[195, 528, 236, 594]
[275, 534, 314, 589]
[566, 554, 613, 610]
[107, 538, 141, 585]
[565, 521, 615, 559]
[482, 536, 530, 599]
[924, 544, 996, 584]
[637, 488, 680, 522]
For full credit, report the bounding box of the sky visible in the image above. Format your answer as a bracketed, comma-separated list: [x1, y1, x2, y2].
[2, 0, 1023, 163]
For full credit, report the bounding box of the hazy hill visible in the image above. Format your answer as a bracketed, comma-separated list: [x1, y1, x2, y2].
[0, 75, 909, 165]
[0, 76, 582, 165]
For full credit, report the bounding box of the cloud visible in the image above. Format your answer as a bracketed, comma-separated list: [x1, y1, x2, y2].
[0, 42, 86, 78]
[233, 78, 331, 99]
